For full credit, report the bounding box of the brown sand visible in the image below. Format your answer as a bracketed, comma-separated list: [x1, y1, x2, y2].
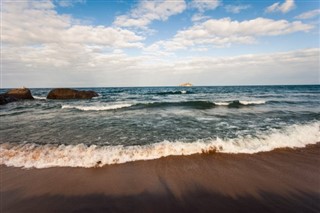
[1, 143, 320, 213]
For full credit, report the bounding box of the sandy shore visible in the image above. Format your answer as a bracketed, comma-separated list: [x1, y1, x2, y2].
[1, 143, 320, 213]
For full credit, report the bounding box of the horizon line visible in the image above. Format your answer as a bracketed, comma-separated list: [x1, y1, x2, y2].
[1, 83, 319, 89]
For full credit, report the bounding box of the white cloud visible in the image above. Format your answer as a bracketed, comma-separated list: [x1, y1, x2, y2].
[265, 0, 295, 13]
[55, 0, 86, 7]
[225, 4, 251, 14]
[31, 0, 56, 10]
[191, 13, 210, 22]
[190, 0, 220, 12]
[1, 0, 146, 88]
[3, 48, 319, 87]
[113, 0, 186, 29]
[295, 9, 320, 19]
[2, 0, 144, 48]
[146, 17, 313, 52]
[1, 0, 318, 88]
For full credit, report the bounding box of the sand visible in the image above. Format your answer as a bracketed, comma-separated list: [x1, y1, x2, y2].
[1, 143, 320, 213]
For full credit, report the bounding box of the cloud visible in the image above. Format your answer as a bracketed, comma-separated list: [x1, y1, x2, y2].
[1, 0, 146, 88]
[146, 17, 313, 52]
[265, 0, 295, 13]
[191, 13, 210, 22]
[55, 0, 86, 7]
[190, 0, 220, 12]
[113, 0, 186, 29]
[1, 0, 318, 88]
[225, 4, 251, 14]
[295, 9, 320, 19]
[165, 48, 319, 86]
[2, 0, 144, 48]
[3, 48, 319, 87]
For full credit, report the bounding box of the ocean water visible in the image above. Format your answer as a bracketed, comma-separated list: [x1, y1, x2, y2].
[1, 85, 319, 168]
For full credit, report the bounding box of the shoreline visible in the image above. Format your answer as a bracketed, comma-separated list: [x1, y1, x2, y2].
[1, 143, 320, 212]
[2, 121, 319, 169]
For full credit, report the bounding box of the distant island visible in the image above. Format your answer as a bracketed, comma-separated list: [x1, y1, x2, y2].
[179, 82, 193, 87]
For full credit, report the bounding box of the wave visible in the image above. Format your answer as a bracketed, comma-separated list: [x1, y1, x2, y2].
[133, 100, 266, 109]
[214, 100, 266, 106]
[1, 122, 319, 168]
[153, 91, 192, 95]
[267, 100, 315, 105]
[33, 96, 46, 100]
[61, 100, 266, 111]
[61, 104, 132, 111]
[132, 101, 216, 109]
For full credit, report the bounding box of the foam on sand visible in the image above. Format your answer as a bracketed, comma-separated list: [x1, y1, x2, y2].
[1, 122, 319, 169]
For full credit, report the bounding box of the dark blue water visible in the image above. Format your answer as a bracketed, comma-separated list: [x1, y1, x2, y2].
[1, 85, 319, 168]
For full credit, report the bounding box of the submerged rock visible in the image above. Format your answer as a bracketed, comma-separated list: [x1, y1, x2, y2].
[6, 87, 34, 99]
[47, 88, 98, 99]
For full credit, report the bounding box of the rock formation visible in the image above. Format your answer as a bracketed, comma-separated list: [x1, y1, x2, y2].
[179, 83, 193, 87]
[0, 87, 34, 105]
[6, 87, 34, 99]
[47, 88, 98, 99]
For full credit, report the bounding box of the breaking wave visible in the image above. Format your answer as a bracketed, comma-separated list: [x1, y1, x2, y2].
[61, 100, 267, 111]
[1, 122, 319, 169]
[33, 96, 46, 100]
[154, 91, 191, 95]
[61, 104, 132, 111]
[132, 101, 216, 109]
[214, 100, 266, 106]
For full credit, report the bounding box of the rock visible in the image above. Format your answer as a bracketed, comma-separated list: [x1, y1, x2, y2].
[179, 82, 193, 87]
[0, 94, 18, 105]
[0, 87, 34, 105]
[47, 88, 99, 99]
[6, 87, 34, 99]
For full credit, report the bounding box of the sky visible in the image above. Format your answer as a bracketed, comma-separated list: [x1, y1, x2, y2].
[1, 0, 320, 88]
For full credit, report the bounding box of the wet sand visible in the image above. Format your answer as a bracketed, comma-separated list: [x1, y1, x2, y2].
[1, 143, 320, 213]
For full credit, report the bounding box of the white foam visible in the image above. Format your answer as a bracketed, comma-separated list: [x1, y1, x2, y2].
[33, 96, 46, 100]
[181, 91, 187, 94]
[239, 100, 266, 105]
[214, 100, 266, 106]
[214, 102, 229, 106]
[61, 103, 132, 111]
[1, 122, 319, 168]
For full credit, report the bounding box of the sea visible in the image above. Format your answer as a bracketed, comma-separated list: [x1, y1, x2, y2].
[1, 85, 319, 168]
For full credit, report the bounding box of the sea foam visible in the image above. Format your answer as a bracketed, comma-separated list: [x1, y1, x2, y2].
[214, 100, 266, 106]
[239, 100, 266, 105]
[1, 122, 319, 169]
[61, 104, 132, 111]
[33, 96, 46, 100]
[61, 100, 266, 111]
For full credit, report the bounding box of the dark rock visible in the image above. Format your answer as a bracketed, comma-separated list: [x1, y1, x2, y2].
[0, 94, 18, 105]
[47, 88, 99, 99]
[6, 88, 34, 100]
[0, 87, 34, 105]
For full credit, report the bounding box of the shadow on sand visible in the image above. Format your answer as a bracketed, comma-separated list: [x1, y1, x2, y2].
[2, 188, 320, 213]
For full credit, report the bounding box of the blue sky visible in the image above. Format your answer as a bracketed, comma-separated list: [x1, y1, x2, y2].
[2, 0, 320, 87]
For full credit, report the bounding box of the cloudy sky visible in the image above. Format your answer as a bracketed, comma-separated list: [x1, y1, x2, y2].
[2, 0, 319, 88]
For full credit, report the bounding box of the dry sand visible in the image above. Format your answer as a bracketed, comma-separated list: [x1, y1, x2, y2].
[1, 143, 320, 213]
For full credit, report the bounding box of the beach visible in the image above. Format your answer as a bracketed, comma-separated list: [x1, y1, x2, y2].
[1, 85, 319, 212]
[1, 143, 320, 213]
